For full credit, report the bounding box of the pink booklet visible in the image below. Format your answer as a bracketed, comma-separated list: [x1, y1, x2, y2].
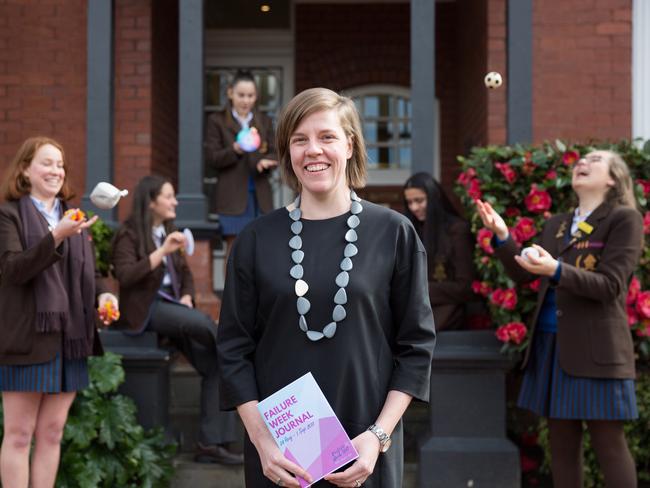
[257, 372, 359, 487]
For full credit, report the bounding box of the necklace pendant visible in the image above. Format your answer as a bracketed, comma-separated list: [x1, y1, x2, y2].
[291, 221, 303, 234]
[335, 271, 349, 288]
[306, 330, 325, 341]
[297, 296, 311, 315]
[334, 288, 347, 304]
[289, 235, 302, 250]
[344, 243, 358, 257]
[291, 250, 304, 264]
[340, 257, 353, 271]
[299, 315, 308, 332]
[290, 264, 304, 279]
[323, 322, 337, 338]
[347, 215, 360, 228]
[295, 279, 309, 297]
[289, 207, 302, 221]
[345, 229, 358, 243]
[351, 201, 363, 215]
[333, 304, 346, 322]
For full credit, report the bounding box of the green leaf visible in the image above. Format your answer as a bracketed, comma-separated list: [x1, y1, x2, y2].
[644, 139, 650, 155]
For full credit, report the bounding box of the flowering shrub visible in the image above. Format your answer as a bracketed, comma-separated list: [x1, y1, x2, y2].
[455, 139, 650, 360]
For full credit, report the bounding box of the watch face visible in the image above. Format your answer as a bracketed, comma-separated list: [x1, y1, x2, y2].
[380, 438, 392, 453]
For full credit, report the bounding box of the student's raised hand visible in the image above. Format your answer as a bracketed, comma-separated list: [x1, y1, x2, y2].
[256, 158, 278, 173]
[514, 244, 559, 277]
[475, 199, 509, 240]
[325, 431, 379, 487]
[52, 210, 99, 245]
[161, 231, 186, 255]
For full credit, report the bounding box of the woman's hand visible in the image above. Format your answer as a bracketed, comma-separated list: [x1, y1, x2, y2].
[161, 231, 186, 255]
[51, 212, 98, 247]
[233, 141, 244, 155]
[324, 431, 380, 487]
[179, 294, 193, 308]
[254, 433, 311, 487]
[514, 244, 559, 277]
[256, 158, 278, 173]
[475, 199, 509, 241]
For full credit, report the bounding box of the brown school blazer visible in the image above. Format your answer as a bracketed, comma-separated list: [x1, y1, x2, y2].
[111, 224, 195, 332]
[0, 201, 108, 365]
[495, 202, 643, 379]
[428, 220, 476, 330]
[204, 109, 277, 215]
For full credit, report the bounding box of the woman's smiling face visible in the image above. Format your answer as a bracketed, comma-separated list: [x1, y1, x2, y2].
[289, 109, 352, 198]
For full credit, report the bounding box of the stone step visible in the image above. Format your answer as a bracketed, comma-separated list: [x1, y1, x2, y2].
[171, 455, 418, 488]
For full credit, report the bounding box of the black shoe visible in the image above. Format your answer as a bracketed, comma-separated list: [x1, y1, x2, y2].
[194, 442, 244, 465]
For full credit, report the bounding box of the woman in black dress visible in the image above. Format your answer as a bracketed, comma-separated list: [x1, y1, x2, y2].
[403, 172, 475, 330]
[217, 88, 436, 487]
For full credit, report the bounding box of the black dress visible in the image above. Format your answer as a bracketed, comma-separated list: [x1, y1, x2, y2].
[217, 201, 436, 487]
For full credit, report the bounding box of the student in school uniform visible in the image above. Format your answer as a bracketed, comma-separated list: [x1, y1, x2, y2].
[477, 150, 643, 488]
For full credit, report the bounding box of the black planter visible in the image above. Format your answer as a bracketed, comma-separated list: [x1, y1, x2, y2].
[418, 330, 520, 488]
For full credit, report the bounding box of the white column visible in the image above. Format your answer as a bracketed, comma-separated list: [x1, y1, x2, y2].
[633, 0, 650, 141]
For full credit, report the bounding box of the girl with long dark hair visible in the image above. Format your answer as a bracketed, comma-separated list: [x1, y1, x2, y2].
[111, 175, 242, 465]
[403, 172, 476, 330]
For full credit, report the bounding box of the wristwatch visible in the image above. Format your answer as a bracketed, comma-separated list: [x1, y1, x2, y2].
[367, 424, 392, 453]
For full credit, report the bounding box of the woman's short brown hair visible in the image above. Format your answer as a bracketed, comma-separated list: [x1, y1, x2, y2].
[1, 136, 75, 201]
[276, 87, 367, 192]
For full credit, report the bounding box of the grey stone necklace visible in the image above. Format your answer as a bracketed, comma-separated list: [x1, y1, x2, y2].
[288, 190, 363, 341]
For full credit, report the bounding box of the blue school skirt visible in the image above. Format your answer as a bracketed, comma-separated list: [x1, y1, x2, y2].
[219, 190, 262, 237]
[0, 353, 89, 393]
[518, 331, 637, 420]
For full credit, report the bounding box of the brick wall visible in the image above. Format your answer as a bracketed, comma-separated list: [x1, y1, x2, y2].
[295, 4, 410, 92]
[532, 0, 632, 142]
[295, 2, 465, 200]
[0, 0, 87, 200]
[486, 0, 507, 145]
[113, 0, 154, 220]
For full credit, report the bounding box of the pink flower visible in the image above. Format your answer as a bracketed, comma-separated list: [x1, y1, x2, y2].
[627, 276, 641, 305]
[491, 288, 518, 310]
[544, 169, 557, 180]
[511, 217, 538, 243]
[643, 211, 650, 235]
[467, 178, 483, 200]
[627, 306, 639, 327]
[472, 280, 493, 297]
[480, 256, 490, 264]
[495, 322, 527, 345]
[477, 228, 494, 254]
[526, 279, 541, 292]
[505, 207, 521, 218]
[637, 179, 650, 196]
[636, 320, 650, 338]
[495, 162, 517, 184]
[562, 150, 580, 166]
[524, 185, 552, 213]
[457, 168, 476, 186]
[635, 291, 650, 319]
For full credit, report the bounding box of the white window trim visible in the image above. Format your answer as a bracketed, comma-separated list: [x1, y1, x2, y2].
[343, 84, 440, 185]
[633, 0, 650, 142]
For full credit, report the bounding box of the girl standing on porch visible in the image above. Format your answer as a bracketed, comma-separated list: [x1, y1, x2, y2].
[0, 136, 118, 488]
[205, 70, 278, 267]
[476, 150, 642, 488]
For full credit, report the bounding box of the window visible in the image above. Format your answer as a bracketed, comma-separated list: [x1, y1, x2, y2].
[346, 86, 412, 171]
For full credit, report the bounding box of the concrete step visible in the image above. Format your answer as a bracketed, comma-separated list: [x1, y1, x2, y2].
[171, 455, 418, 488]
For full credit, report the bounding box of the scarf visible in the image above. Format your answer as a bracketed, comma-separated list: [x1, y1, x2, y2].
[18, 195, 96, 359]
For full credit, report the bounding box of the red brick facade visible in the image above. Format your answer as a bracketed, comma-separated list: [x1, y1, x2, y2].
[0, 0, 87, 200]
[532, 0, 632, 142]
